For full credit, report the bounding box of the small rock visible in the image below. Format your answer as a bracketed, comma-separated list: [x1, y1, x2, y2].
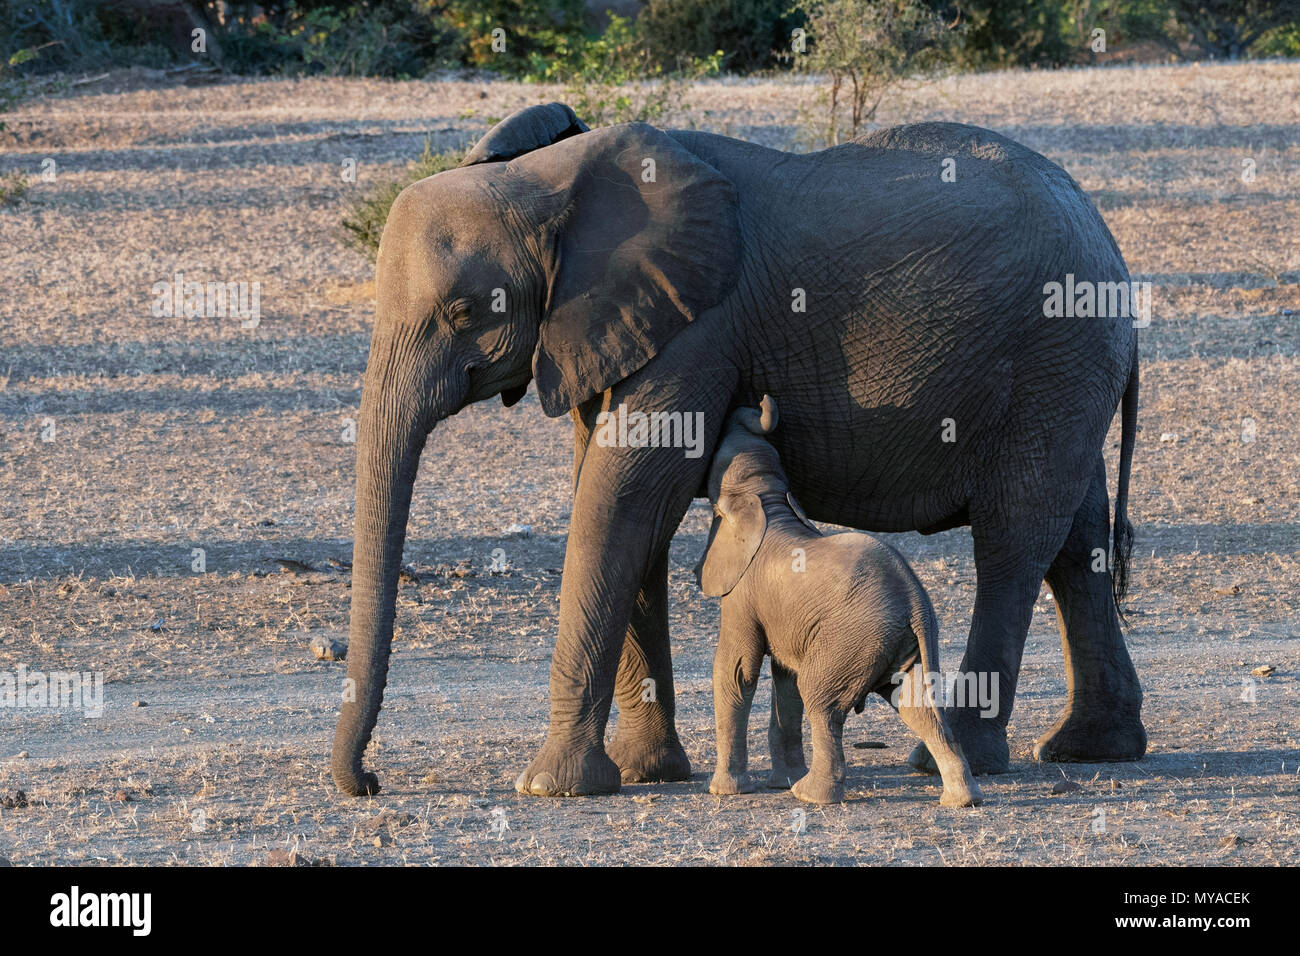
[17, 751, 27, 759]
[359, 811, 415, 839]
[503, 524, 532, 537]
[266, 848, 315, 866]
[309, 635, 348, 661]
[852, 741, 889, 750]
[2, 790, 28, 809]
[1050, 778, 1082, 795]
[275, 558, 316, 574]
[1252, 664, 1276, 677]
[1159, 432, 1179, 443]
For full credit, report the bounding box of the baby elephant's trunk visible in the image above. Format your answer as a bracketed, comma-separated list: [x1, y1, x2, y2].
[730, 394, 778, 435]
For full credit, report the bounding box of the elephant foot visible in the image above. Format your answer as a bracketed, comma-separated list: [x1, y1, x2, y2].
[908, 716, 1011, 776]
[766, 762, 807, 790]
[939, 779, 984, 808]
[709, 771, 755, 795]
[606, 730, 691, 784]
[1033, 709, 1147, 763]
[515, 740, 621, 797]
[791, 773, 844, 805]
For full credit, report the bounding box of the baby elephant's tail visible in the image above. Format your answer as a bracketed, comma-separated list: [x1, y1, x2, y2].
[901, 595, 983, 808]
[910, 599, 941, 699]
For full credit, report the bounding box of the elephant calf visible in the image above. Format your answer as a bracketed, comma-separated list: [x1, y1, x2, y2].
[697, 396, 982, 807]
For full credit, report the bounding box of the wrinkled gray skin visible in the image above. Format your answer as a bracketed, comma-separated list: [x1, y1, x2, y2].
[331, 102, 1144, 799]
[699, 397, 982, 807]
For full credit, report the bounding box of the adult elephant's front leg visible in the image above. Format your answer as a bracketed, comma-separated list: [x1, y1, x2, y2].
[515, 376, 732, 797]
[607, 549, 691, 783]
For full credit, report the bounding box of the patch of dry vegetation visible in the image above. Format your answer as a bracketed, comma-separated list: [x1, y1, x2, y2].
[0, 60, 1297, 865]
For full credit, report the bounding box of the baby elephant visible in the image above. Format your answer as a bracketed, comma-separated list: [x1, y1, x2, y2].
[696, 395, 982, 807]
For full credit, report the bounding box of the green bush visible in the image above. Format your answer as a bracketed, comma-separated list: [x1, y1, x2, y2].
[215, 1, 463, 77]
[536, 13, 721, 127]
[340, 140, 465, 262]
[0, 0, 186, 74]
[637, 0, 804, 73]
[923, 0, 1072, 69]
[1254, 20, 1300, 56]
[438, 0, 587, 76]
[0, 168, 29, 206]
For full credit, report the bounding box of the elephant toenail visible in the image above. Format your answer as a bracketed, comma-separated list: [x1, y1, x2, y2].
[528, 772, 558, 795]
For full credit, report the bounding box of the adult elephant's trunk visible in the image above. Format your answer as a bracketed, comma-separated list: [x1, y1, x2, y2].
[331, 350, 431, 796]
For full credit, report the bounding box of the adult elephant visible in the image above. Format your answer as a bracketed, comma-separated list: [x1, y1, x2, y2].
[331, 103, 1146, 798]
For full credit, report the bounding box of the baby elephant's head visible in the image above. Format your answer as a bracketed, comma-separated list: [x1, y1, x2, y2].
[705, 394, 786, 503]
[696, 395, 788, 597]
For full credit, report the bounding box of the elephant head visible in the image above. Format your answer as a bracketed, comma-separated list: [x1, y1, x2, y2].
[697, 395, 780, 596]
[696, 395, 819, 597]
[332, 103, 742, 796]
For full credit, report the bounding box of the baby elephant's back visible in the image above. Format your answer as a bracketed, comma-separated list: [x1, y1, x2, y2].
[819, 531, 938, 670]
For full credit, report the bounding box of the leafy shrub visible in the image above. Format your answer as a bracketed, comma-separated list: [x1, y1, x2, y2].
[1133, 0, 1300, 60]
[637, 0, 803, 73]
[437, 0, 587, 76]
[340, 140, 465, 261]
[0, 0, 187, 73]
[0, 168, 29, 206]
[923, 0, 1072, 69]
[536, 13, 721, 127]
[1254, 20, 1300, 56]
[216, 1, 463, 77]
[794, 0, 959, 147]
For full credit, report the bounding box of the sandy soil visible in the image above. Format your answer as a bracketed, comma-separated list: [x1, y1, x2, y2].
[0, 61, 1297, 865]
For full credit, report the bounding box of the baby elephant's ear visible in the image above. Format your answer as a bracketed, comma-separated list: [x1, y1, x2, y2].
[699, 493, 767, 597]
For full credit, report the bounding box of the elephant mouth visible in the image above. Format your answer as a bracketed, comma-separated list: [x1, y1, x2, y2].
[500, 381, 530, 407]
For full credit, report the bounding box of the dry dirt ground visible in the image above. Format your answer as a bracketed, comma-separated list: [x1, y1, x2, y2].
[0, 62, 1297, 866]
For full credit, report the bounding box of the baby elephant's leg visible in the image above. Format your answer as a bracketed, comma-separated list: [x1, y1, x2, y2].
[767, 661, 807, 789]
[791, 703, 848, 805]
[896, 667, 983, 807]
[710, 609, 764, 796]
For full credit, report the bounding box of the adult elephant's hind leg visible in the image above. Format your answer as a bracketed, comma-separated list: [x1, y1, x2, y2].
[607, 549, 691, 783]
[1035, 458, 1146, 762]
[910, 509, 1074, 776]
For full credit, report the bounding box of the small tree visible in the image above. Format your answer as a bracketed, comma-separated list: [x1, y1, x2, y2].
[1160, 0, 1300, 60]
[794, 0, 958, 146]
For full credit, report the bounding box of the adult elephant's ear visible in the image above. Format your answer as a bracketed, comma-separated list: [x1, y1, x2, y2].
[460, 102, 588, 166]
[510, 122, 742, 417]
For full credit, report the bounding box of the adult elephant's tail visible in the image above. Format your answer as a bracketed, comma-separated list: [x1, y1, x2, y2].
[1112, 342, 1139, 608]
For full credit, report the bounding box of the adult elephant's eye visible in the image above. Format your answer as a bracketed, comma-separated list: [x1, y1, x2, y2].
[447, 299, 475, 330]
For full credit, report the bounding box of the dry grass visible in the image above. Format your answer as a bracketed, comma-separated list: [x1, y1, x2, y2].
[0, 61, 1297, 865]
